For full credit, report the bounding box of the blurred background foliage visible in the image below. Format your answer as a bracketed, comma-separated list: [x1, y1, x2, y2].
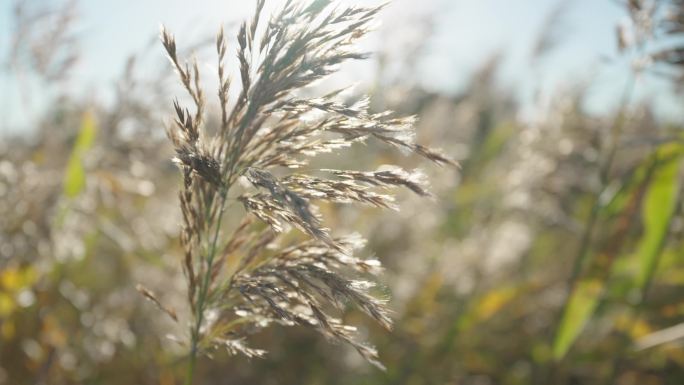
[2, 0, 684, 384]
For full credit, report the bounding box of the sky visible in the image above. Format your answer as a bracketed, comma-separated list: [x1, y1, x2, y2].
[1, 0, 682, 134]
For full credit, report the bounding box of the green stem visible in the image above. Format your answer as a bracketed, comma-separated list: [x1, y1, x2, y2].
[185, 349, 197, 385]
[185, 180, 232, 385]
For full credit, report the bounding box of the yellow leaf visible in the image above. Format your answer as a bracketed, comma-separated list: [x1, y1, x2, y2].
[474, 286, 518, 321]
[0, 266, 37, 291]
[0, 292, 15, 317]
[0, 267, 21, 291]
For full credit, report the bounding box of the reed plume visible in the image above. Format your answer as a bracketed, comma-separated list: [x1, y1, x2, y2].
[147, 0, 456, 381]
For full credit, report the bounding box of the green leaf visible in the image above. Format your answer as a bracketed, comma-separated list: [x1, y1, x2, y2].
[552, 279, 602, 360]
[63, 156, 86, 198]
[63, 112, 97, 198]
[635, 146, 681, 289]
[552, 143, 683, 361]
[600, 161, 651, 218]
